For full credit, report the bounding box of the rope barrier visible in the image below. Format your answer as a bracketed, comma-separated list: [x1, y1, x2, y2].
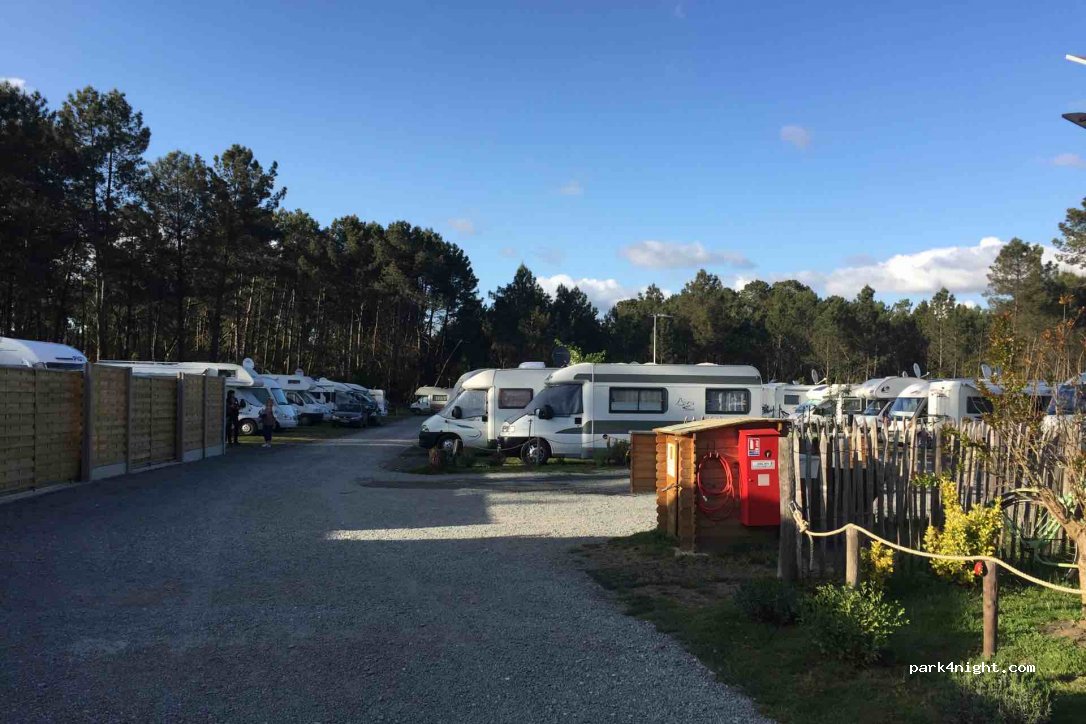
[791, 510, 1085, 597]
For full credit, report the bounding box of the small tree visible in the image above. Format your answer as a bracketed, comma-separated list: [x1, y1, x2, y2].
[980, 311, 1086, 616]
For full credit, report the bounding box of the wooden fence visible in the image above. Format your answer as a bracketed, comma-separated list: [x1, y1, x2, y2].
[786, 418, 1072, 577]
[0, 364, 226, 496]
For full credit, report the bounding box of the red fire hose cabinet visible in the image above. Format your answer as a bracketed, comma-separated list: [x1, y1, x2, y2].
[653, 418, 789, 552]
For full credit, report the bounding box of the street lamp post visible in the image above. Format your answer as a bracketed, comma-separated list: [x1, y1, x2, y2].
[652, 314, 672, 364]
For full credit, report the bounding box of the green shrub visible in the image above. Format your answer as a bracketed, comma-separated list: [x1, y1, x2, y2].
[735, 578, 801, 625]
[861, 540, 896, 591]
[487, 450, 507, 467]
[944, 670, 1052, 724]
[593, 439, 631, 467]
[803, 583, 908, 664]
[924, 479, 1003, 585]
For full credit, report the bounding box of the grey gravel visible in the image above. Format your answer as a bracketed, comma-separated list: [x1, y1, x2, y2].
[0, 418, 768, 723]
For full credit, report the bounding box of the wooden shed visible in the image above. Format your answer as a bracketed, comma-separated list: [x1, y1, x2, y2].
[654, 417, 791, 552]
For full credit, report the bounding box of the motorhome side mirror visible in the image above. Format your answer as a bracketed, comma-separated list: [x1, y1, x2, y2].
[451, 406, 463, 419]
[481, 415, 488, 423]
[239, 400, 248, 408]
[540, 404, 554, 420]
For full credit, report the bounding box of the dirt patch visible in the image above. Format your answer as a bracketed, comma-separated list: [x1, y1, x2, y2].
[1042, 620, 1086, 647]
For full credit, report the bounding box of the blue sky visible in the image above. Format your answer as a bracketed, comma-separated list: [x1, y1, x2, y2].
[4, 0, 1086, 310]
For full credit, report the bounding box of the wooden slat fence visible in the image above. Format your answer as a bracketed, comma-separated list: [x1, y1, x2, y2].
[787, 418, 1073, 576]
[0, 364, 226, 496]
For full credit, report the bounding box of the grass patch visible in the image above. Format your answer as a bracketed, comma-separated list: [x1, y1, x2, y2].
[579, 532, 1086, 723]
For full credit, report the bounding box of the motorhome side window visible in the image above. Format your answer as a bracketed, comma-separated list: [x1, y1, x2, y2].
[783, 394, 801, 405]
[966, 397, 994, 415]
[498, 388, 533, 409]
[609, 388, 667, 414]
[432, 394, 448, 403]
[705, 388, 750, 415]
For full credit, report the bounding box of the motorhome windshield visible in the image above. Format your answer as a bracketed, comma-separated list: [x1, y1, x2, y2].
[441, 389, 486, 419]
[1048, 385, 1086, 415]
[890, 397, 925, 417]
[269, 388, 289, 405]
[862, 400, 886, 416]
[532, 384, 583, 416]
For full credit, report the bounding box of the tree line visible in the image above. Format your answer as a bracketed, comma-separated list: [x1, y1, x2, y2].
[3, 81, 1086, 399]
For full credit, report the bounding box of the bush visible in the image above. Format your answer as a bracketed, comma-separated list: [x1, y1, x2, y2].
[803, 583, 908, 664]
[592, 438, 631, 467]
[945, 670, 1053, 724]
[861, 541, 895, 590]
[487, 450, 507, 467]
[735, 578, 801, 625]
[923, 479, 1003, 585]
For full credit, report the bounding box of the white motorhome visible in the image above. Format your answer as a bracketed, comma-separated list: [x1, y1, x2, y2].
[926, 379, 994, 428]
[855, 376, 917, 425]
[790, 383, 863, 425]
[498, 362, 765, 464]
[99, 359, 299, 435]
[368, 389, 388, 416]
[418, 366, 553, 453]
[411, 385, 453, 414]
[886, 379, 931, 436]
[264, 372, 332, 425]
[0, 337, 87, 370]
[345, 383, 381, 425]
[761, 383, 819, 418]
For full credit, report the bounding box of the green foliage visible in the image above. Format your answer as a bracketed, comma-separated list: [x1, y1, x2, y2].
[735, 578, 801, 625]
[591, 439, 630, 467]
[803, 583, 908, 664]
[945, 670, 1053, 724]
[923, 479, 1003, 585]
[860, 541, 896, 591]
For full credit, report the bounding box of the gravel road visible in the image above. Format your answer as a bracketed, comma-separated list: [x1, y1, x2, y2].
[0, 418, 767, 723]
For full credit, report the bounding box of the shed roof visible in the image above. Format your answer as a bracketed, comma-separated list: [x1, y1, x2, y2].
[654, 417, 789, 435]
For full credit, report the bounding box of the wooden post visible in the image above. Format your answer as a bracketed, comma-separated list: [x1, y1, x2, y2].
[845, 526, 860, 587]
[176, 373, 185, 462]
[778, 432, 798, 582]
[125, 367, 135, 473]
[983, 561, 999, 658]
[80, 364, 94, 482]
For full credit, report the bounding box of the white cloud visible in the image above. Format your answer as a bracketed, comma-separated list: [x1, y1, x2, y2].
[793, 236, 1075, 298]
[1, 77, 27, 91]
[780, 124, 812, 150]
[447, 217, 476, 235]
[558, 180, 583, 196]
[621, 240, 753, 270]
[536, 274, 640, 310]
[1052, 152, 1086, 168]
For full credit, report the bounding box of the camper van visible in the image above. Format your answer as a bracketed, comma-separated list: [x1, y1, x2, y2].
[886, 379, 931, 436]
[345, 384, 381, 425]
[498, 362, 764, 464]
[418, 366, 553, 453]
[761, 383, 819, 418]
[264, 372, 333, 425]
[0, 337, 87, 370]
[411, 386, 453, 414]
[313, 378, 367, 426]
[791, 383, 863, 425]
[368, 389, 388, 416]
[855, 376, 917, 426]
[926, 379, 994, 428]
[98, 359, 299, 435]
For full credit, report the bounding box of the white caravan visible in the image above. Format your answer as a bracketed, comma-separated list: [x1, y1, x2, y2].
[761, 383, 819, 418]
[418, 366, 554, 453]
[411, 385, 453, 414]
[98, 359, 299, 435]
[855, 376, 917, 425]
[0, 337, 87, 370]
[264, 372, 333, 425]
[498, 362, 765, 464]
[926, 379, 994, 429]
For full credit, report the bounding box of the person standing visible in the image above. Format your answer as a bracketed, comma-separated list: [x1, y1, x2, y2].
[259, 399, 276, 448]
[226, 390, 242, 445]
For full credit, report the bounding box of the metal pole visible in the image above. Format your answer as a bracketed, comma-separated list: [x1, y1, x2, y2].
[653, 315, 657, 364]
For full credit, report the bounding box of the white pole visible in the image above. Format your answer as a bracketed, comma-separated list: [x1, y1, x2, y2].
[653, 315, 658, 364]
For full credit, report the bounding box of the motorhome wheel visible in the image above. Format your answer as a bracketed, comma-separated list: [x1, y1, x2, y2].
[521, 438, 550, 466]
[240, 420, 256, 436]
[437, 435, 460, 456]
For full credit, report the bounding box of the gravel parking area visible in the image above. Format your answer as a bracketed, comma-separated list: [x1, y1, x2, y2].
[0, 418, 766, 723]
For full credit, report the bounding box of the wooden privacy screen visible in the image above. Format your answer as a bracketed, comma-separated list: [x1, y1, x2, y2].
[0, 368, 83, 494]
[0, 364, 226, 496]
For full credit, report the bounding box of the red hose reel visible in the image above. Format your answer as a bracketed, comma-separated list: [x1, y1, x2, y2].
[695, 450, 738, 519]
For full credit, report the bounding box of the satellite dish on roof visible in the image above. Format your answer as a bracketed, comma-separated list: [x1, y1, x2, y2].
[242, 357, 256, 371]
[901, 370, 909, 377]
[810, 368, 819, 384]
[912, 362, 923, 378]
[295, 368, 305, 376]
[552, 346, 572, 367]
[980, 363, 993, 380]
